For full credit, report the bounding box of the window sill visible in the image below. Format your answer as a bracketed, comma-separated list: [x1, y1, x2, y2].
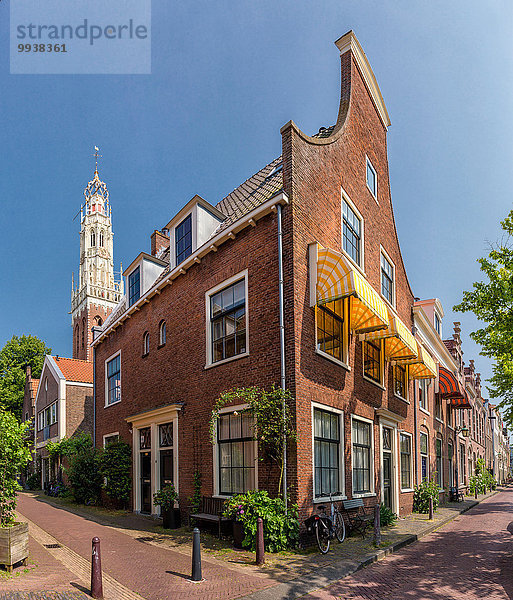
[400, 488, 414, 493]
[394, 393, 409, 404]
[352, 492, 376, 499]
[204, 352, 249, 370]
[157, 343, 166, 350]
[363, 375, 385, 391]
[419, 407, 430, 416]
[435, 417, 444, 424]
[366, 183, 379, 205]
[142, 353, 149, 358]
[316, 349, 350, 371]
[340, 247, 366, 278]
[381, 295, 396, 311]
[314, 495, 347, 504]
[104, 400, 121, 408]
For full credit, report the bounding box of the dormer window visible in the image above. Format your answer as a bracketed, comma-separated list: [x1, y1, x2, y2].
[434, 313, 441, 336]
[128, 267, 140, 307]
[175, 214, 192, 265]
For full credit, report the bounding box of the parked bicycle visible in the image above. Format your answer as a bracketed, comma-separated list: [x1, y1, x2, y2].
[304, 493, 346, 554]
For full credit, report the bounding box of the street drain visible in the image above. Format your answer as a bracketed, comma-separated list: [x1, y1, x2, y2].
[44, 543, 62, 548]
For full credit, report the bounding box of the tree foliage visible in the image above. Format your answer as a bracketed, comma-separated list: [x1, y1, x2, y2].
[0, 410, 32, 526]
[100, 440, 132, 507]
[60, 433, 102, 505]
[0, 335, 51, 419]
[454, 211, 513, 426]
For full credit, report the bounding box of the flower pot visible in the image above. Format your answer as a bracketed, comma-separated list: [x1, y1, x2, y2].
[0, 522, 29, 572]
[232, 520, 245, 549]
[162, 508, 181, 529]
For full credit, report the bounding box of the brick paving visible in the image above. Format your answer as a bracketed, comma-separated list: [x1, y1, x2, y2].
[15, 493, 273, 600]
[303, 487, 513, 600]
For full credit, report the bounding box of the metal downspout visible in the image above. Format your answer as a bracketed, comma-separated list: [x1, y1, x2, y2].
[277, 203, 287, 511]
[413, 382, 418, 487]
[93, 345, 96, 447]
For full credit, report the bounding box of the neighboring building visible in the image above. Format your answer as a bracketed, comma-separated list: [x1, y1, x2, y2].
[92, 31, 440, 520]
[488, 405, 510, 484]
[31, 356, 93, 488]
[22, 365, 39, 427]
[71, 157, 123, 361]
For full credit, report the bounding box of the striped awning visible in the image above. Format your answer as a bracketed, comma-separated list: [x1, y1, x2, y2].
[439, 366, 471, 408]
[364, 307, 418, 360]
[316, 246, 389, 333]
[395, 340, 437, 379]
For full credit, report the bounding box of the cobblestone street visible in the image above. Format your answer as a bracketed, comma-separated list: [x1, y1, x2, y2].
[304, 487, 513, 600]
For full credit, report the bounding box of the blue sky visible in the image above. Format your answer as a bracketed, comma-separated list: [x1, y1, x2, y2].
[1, 1, 512, 397]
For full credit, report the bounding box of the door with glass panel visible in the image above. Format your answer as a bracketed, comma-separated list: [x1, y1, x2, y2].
[139, 427, 152, 514]
[159, 422, 174, 490]
[382, 427, 393, 510]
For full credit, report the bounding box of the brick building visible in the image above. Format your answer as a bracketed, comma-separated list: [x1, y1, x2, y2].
[23, 356, 93, 488]
[91, 31, 442, 521]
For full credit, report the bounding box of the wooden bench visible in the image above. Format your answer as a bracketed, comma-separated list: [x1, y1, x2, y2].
[342, 499, 374, 537]
[449, 487, 464, 502]
[188, 497, 230, 538]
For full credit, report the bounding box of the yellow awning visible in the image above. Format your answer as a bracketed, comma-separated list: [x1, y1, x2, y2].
[395, 340, 437, 379]
[317, 246, 389, 333]
[364, 307, 418, 360]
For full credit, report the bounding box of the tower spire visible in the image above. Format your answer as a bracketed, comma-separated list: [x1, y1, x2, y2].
[93, 146, 102, 174]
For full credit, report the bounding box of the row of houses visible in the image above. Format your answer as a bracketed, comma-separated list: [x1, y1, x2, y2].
[24, 31, 510, 523]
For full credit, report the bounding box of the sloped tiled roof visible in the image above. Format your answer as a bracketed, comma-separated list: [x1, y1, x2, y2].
[54, 357, 93, 384]
[30, 379, 39, 395]
[215, 156, 283, 232]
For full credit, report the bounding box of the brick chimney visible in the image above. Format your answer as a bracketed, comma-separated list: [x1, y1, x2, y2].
[151, 229, 170, 258]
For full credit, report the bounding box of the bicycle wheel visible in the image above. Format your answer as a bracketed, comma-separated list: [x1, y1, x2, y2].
[334, 512, 346, 543]
[314, 519, 330, 554]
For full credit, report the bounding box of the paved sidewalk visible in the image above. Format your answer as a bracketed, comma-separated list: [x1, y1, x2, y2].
[301, 486, 513, 600]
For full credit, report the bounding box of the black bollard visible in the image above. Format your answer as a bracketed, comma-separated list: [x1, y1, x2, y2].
[256, 517, 265, 565]
[373, 504, 381, 546]
[474, 485, 478, 499]
[428, 496, 433, 520]
[91, 537, 103, 599]
[191, 527, 202, 582]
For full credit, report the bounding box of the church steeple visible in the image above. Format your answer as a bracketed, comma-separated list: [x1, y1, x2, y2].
[71, 149, 123, 360]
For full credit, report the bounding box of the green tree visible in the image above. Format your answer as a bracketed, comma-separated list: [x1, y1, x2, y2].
[454, 211, 513, 426]
[0, 410, 32, 526]
[100, 440, 132, 507]
[0, 335, 51, 419]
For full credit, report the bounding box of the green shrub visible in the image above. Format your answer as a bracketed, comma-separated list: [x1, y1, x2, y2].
[153, 484, 179, 511]
[26, 472, 41, 491]
[223, 490, 299, 552]
[469, 458, 496, 495]
[188, 470, 202, 514]
[100, 440, 132, 507]
[413, 479, 439, 514]
[380, 503, 397, 526]
[65, 434, 102, 505]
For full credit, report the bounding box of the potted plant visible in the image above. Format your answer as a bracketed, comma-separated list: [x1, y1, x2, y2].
[223, 501, 245, 548]
[0, 411, 32, 571]
[153, 484, 180, 529]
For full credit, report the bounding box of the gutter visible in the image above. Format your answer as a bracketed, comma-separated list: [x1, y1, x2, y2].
[277, 203, 287, 510]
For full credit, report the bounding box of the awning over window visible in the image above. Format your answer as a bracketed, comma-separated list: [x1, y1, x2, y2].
[395, 340, 437, 379]
[314, 245, 389, 333]
[439, 366, 471, 409]
[364, 307, 418, 360]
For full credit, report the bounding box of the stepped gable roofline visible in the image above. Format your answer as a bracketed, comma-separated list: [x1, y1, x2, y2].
[280, 30, 390, 146]
[53, 357, 93, 384]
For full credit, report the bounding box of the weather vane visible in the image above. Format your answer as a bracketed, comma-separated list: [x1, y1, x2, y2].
[93, 146, 102, 172]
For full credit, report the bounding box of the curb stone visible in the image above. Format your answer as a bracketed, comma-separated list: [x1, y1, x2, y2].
[238, 489, 500, 600]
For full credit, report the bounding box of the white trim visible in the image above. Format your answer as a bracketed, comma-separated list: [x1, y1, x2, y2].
[334, 31, 391, 128]
[212, 403, 258, 498]
[103, 432, 120, 447]
[365, 155, 378, 203]
[315, 348, 351, 371]
[314, 296, 350, 368]
[379, 420, 399, 515]
[379, 246, 396, 309]
[362, 339, 385, 388]
[311, 402, 346, 502]
[341, 188, 365, 274]
[392, 363, 408, 403]
[398, 431, 413, 493]
[205, 270, 249, 368]
[65, 381, 94, 388]
[104, 350, 121, 408]
[351, 414, 375, 497]
[92, 192, 289, 347]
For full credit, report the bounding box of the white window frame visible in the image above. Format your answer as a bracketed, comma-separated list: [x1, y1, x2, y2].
[420, 431, 429, 481]
[159, 320, 166, 346]
[341, 189, 365, 273]
[311, 402, 346, 503]
[435, 436, 444, 490]
[366, 156, 378, 201]
[399, 431, 414, 492]
[212, 403, 258, 499]
[351, 414, 376, 498]
[315, 298, 350, 371]
[362, 339, 385, 389]
[104, 350, 121, 408]
[205, 270, 249, 368]
[418, 379, 430, 415]
[393, 363, 408, 402]
[103, 432, 120, 448]
[128, 266, 141, 307]
[142, 332, 150, 356]
[434, 312, 442, 337]
[380, 246, 395, 308]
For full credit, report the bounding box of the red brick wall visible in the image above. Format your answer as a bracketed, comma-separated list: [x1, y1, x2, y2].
[35, 363, 60, 445]
[65, 384, 94, 438]
[73, 304, 111, 361]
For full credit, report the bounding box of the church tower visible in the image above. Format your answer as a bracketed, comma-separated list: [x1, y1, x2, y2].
[71, 149, 123, 360]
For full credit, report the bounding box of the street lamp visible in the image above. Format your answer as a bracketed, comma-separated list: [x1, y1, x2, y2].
[456, 425, 469, 438]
